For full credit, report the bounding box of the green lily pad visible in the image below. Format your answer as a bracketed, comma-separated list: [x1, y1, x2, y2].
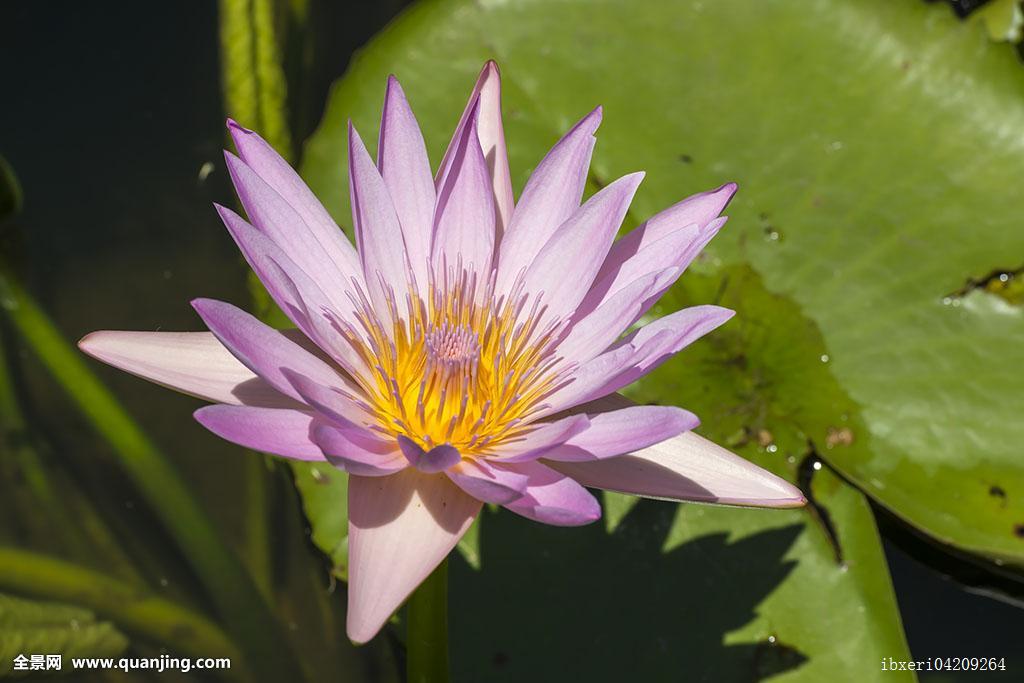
[974, 0, 1023, 42]
[302, 0, 1024, 575]
[0, 593, 128, 677]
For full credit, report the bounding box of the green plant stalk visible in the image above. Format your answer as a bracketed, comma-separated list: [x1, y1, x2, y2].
[0, 327, 143, 583]
[219, 0, 293, 160]
[0, 546, 244, 675]
[243, 455, 275, 599]
[0, 261, 302, 682]
[406, 559, 450, 683]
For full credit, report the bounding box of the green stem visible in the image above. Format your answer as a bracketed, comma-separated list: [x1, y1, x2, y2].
[406, 559, 450, 683]
[0, 546, 245, 676]
[242, 454, 274, 599]
[0, 261, 302, 682]
[0, 326, 143, 583]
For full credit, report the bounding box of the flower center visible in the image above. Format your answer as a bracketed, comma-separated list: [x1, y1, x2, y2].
[330, 265, 576, 456]
[424, 322, 480, 383]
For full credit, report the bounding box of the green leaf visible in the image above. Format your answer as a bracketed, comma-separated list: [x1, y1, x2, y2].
[302, 0, 1024, 577]
[0, 593, 127, 677]
[292, 462, 350, 581]
[974, 0, 1023, 42]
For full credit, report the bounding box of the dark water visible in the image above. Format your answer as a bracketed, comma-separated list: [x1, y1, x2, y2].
[2, 2, 1022, 681]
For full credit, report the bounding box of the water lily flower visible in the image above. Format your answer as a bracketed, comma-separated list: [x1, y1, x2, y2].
[79, 62, 804, 643]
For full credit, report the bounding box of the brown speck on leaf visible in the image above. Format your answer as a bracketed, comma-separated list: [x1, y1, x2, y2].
[678, 153, 693, 164]
[1014, 524, 1024, 539]
[990, 485, 1007, 500]
[826, 426, 854, 448]
[756, 429, 774, 448]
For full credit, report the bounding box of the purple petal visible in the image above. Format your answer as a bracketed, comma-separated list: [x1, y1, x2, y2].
[543, 399, 699, 462]
[521, 173, 644, 325]
[445, 458, 529, 504]
[347, 471, 480, 643]
[499, 460, 601, 526]
[224, 151, 357, 311]
[378, 76, 434, 290]
[78, 331, 296, 408]
[486, 414, 591, 463]
[548, 429, 806, 508]
[432, 99, 496, 277]
[226, 119, 363, 280]
[396, 436, 461, 474]
[214, 204, 368, 376]
[191, 298, 344, 404]
[543, 305, 735, 414]
[622, 183, 736, 251]
[436, 61, 514, 236]
[495, 108, 602, 295]
[311, 422, 408, 476]
[349, 123, 411, 313]
[280, 368, 371, 428]
[578, 217, 725, 321]
[194, 405, 324, 461]
[555, 267, 678, 365]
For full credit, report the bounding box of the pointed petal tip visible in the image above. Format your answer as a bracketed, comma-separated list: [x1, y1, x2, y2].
[77, 330, 104, 355]
[345, 615, 381, 645]
[745, 485, 808, 509]
[580, 105, 603, 132]
[384, 74, 405, 98]
[190, 297, 221, 319]
[717, 182, 739, 208]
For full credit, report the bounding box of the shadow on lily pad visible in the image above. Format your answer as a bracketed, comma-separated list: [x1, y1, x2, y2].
[450, 499, 805, 682]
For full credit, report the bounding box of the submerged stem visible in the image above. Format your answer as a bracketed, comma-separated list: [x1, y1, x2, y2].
[0, 261, 302, 682]
[406, 559, 450, 683]
[0, 546, 245, 676]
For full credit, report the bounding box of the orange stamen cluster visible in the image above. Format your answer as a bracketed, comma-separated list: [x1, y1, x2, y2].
[330, 262, 575, 455]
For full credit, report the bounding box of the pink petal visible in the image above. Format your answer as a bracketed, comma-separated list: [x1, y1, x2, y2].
[499, 460, 601, 526]
[548, 430, 806, 508]
[432, 100, 496, 277]
[224, 152, 357, 312]
[347, 470, 481, 643]
[227, 119, 363, 282]
[78, 330, 296, 408]
[436, 61, 513, 238]
[555, 267, 678, 365]
[577, 217, 724, 321]
[543, 401, 699, 462]
[349, 123, 410, 314]
[611, 304, 736, 374]
[377, 76, 434, 290]
[279, 368, 372, 428]
[486, 414, 591, 463]
[495, 107, 602, 295]
[622, 183, 736, 250]
[445, 458, 529, 504]
[191, 298, 344, 404]
[396, 436, 461, 474]
[311, 422, 408, 476]
[215, 204, 368, 377]
[193, 405, 324, 461]
[543, 305, 735, 414]
[521, 173, 644, 325]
